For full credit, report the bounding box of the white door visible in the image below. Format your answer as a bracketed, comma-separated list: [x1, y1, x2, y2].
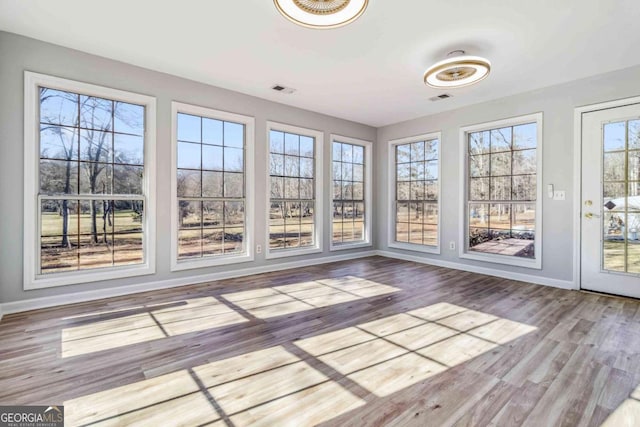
[581, 103, 640, 297]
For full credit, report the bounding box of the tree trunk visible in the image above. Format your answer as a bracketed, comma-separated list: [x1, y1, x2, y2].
[61, 159, 72, 248]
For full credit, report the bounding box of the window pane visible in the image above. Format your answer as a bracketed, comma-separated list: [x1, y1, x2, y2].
[203, 118, 223, 146]
[41, 234, 78, 274]
[271, 154, 284, 176]
[270, 131, 285, 153]
[469, 204, 489, 228]
[114, 102, 144, 136]
[40, 125, 79, 161]
[410, 141, 424, 162]
[114, 134, 144, 165]
[490, 152, 511, 176]
[469, 178, 489, 201]
[512, 149, 536, 175]
[604, 122, 626, 152]
[202, 145, 223, 171]
[177, 169, 201, 197]
[470, 154, 490, 178]
[300, 136, 314, 157]
[491, 127, 512, 152]
[513, 123, 537, 150]
[177, 113, 201, 142]
[353, 146, 364, 164]
[490, 204, 511, 229]
[80, 163, 112, 194]
[203, 229, 223, 256]
[203, 201, 223, 228]
[512, 175, 536, 200]
[179, 201, 202, 229]
[223, 122, 244, 148]
[224, 147, 243, 172]
[80, 129, 112, 163]
[285, 133, 299, 155]
[512, 204, 536, 231]
[604, 152, 625, 181]
[40, 88, 79, 127]
[224, 201, 244, 226]
[490, 176, 511, 201]
[630, 120, 640, 150]
[300, 158, 314, 178]
[80, 96, 113, 131]
[78, 233, 112, 270]
[396, 144, 411, 163]
[41, 200, 80, 236]
[178, 229, 202, 259]
[113, 165, 143, 195]
[202, 171, 223, 198]
[178, 141, 201, 169]
[284, 155, 300, 177]
[223, 172, 243, 198]
[40, 159, 78, 194]
[224, 227, 244, 253]
[469, 131, 490, 155]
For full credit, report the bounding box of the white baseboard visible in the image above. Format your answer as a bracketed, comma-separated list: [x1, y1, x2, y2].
[1, 251, 377, 316]
[375, 250, 576, 290]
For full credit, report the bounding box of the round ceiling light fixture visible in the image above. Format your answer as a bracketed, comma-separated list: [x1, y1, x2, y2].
[423, 50, 491, 89]
[274, 0, 369, 29]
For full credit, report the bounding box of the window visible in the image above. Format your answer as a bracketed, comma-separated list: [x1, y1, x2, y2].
[171, 103, 254, 270]
[267, 122, 323, 258]
[460, 113, 543, 268]
[388, 133, 441, 253]
[24, 72, 156, 289]
[331, 135, 372, 250]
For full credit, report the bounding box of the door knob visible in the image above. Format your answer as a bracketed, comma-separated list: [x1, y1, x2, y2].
[584, 200, 593, 206]
[584, 212, 600, 219]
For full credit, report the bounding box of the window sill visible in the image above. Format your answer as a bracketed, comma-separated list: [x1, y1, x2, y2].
[388, 242, 440, 255]
[171, 253, 254, 272]
[459, 251, 542, 269]
[25, 263, 155, 290]
[330, 241, 372, 252]
[265, 246, 322, 260]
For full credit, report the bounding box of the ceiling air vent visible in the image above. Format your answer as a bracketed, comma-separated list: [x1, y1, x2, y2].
[429, 93, 453, 102]
[272, 84, 297, 94]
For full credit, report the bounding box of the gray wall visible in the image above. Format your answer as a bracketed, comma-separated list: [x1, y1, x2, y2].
[0, 32, 376, 304]
[376, 65, 640, 282]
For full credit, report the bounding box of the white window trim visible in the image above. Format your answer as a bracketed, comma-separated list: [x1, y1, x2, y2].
[329, 134, 373, 251]
[170, 102, 255, 271]
[23, 71, 157, 290]
[458, 112, 544, 269]
[265, 121, 324, 259]
[387, 132, 442, 254]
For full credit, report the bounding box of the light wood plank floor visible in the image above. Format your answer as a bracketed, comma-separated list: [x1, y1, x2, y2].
[1, 256, 640, 426]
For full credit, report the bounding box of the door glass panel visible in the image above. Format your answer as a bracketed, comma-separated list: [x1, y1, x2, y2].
[602, 120, 640, 273]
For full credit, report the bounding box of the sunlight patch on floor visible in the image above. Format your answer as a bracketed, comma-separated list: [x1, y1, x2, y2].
[295, 302, 537, 397]
[64, 370, 222, 426]
[61, 297, 248, 358]
[64, 346, 365, 427]
[602, 384, 640, 427]
[221, 276, 400, 319]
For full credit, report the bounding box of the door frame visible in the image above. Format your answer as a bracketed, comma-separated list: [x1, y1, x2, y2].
[573, 95, 640, 291]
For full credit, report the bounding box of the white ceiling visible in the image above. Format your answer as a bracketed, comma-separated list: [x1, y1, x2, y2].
[1, 0, 639, 127]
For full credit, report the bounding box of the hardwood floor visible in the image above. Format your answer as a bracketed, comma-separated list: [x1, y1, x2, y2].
[1, 256, 640, 426]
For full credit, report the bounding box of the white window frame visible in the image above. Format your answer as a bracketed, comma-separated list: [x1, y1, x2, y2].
[330, 134, 373, 251]
[170, 102, 255, 271]
[387, 132, 442, 254]
[458, 112, 543, 269]
[23, 71, 157, 290]
[265, 121, 324, 259]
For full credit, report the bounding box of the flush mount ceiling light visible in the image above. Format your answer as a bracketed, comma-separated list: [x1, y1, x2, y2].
[274, 0, 369, 29]
[423, 50, 491, 89]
